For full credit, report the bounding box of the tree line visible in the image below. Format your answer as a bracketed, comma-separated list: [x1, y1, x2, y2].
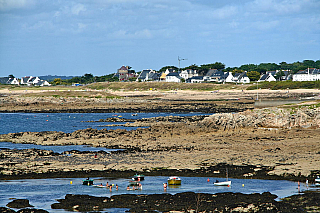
[50, 59, 320, 85]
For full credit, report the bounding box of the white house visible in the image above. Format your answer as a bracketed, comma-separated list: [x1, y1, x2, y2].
[188, 76, 204, 83]
[225, 72, 234, 83]
[7, 78, 20, 85]
[166, 72, 182, 82]
[21, 76, 50, 86]
[292, 68, 320, 81]
[35, 80, 51, 86]
[258, 72, 277, 82]
[180, 69, 198, 80]
[232, 72, 250, 84]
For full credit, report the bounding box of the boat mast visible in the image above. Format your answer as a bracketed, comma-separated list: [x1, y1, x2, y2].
[226, 168, 228, 181]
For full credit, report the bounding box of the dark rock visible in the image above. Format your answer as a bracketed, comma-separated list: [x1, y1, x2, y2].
[16, 209, 49, 213]
[6, 199, 33, 209]
[0, 207, 16, 213]
[51, 191, 304, 212]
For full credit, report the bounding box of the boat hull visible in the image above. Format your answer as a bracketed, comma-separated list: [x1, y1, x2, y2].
[83, 180, 94, 185]
[214, 181, 231, 186]
[168, 179, 181, 185]
[132, 175, 145, 181]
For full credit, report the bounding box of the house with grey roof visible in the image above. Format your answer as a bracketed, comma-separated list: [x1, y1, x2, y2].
[203, 69, 228, 83]
[232, 72, 250, 84]
[136, 69, 159, 82]
[21, 76, 50, 86]
[166, 72, 182, 82]
[258, 72, 276, 82]
[0, 77, 20, 85]
[187, 76, 204, 83]
[180, 69, 198, 80]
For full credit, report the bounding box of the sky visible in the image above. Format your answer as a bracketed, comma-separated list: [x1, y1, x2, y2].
[0, 0, 319, 77]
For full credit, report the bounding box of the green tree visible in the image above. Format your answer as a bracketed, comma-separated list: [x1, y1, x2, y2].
[247, 71, 260, 81]
[183, 64, 199, 70]
[159, 66, 178, 73]
[240, 64, 257, 72]
[232, 69, 244, 75]
[303, 60, 315, 68]
[52, 78, 62, 85]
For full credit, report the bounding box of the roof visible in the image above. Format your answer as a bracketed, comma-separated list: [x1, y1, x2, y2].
[0, 77, 9, 84]
[166, 72, 180, 77]
[205, 69, 218, 76]
[119, 66, 128, 71]
[259, 74, 268, 81]
[137, 70, 150, 79]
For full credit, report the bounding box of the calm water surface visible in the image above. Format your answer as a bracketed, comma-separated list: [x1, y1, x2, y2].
[0, 176, 308, 213]
[0, 142, 118, 154]
[0, 112, 208, 134]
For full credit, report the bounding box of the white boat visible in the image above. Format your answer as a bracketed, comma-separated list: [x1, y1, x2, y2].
[315, 176, 320, 186]
[214, 168, 231, 186]
[214, 180, 231, 186]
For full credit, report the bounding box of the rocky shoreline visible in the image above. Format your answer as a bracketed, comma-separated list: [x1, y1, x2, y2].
[1, 88, 320, 212]
[51, 191, 319, 212]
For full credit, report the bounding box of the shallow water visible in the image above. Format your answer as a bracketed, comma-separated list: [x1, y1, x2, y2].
[0, 176, 310, 212]
[0, 112, 208, 134]
[0, 141, 118, 154]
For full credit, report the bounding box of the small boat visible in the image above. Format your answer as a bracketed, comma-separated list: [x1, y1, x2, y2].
[131, 113, 138, 116]
[214, 169, 231, 186]
[315, 176, 320, 186]
[82, 179, 94, 185]
[213, 180, 231, 186]
[168, 176, 181, 185]
[132, 174, 145, 181]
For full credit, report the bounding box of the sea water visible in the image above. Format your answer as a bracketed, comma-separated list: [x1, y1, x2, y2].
[0, 176, 309, 212]
[0, 112, 208, 134]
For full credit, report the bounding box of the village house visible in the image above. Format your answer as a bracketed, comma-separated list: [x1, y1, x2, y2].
[115, 66, 136, 81]
[166, 72, 182, 82]
[136, 69, 160, 81]
[0, 77, 20, 85]
[20, 76, 51, 86]
[159, 68, 176, 82]
[179, 69, 198, 80]
[258, 72, 277, 82]
[292, 68, 320, 81]
[232, 72, 250, 84]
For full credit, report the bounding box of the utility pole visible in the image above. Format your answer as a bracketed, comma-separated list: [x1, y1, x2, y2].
[256, 81, 259, 100]
[178, 56, 187, 71]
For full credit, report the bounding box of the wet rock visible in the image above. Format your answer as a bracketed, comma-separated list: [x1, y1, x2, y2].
[6, 199, 33, 208]
[0, 207, 16, 213]
[16, 209, 49, 213]
[51, 192, 305, 212]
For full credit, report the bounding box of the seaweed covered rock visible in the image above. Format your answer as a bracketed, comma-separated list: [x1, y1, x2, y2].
[51, 192, 305, 212]
[6, 199, 33, 209]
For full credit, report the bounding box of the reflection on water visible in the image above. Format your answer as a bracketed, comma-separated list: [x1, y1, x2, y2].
[0, 176, 310, 212]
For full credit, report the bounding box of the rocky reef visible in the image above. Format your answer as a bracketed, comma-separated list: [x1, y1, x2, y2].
[51, 191, 320, 212]
[201, 106, 320, 130]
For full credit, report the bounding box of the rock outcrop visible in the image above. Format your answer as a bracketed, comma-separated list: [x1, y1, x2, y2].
[51, 192, 308, 212]
[201, 107, 320, 130]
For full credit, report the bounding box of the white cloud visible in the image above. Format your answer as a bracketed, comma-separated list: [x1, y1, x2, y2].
[71, 3, 86, 15]
[0, 0, 35, 11]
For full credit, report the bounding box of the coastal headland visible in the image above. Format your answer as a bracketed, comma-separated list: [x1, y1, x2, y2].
[1, 84, 320, 212]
